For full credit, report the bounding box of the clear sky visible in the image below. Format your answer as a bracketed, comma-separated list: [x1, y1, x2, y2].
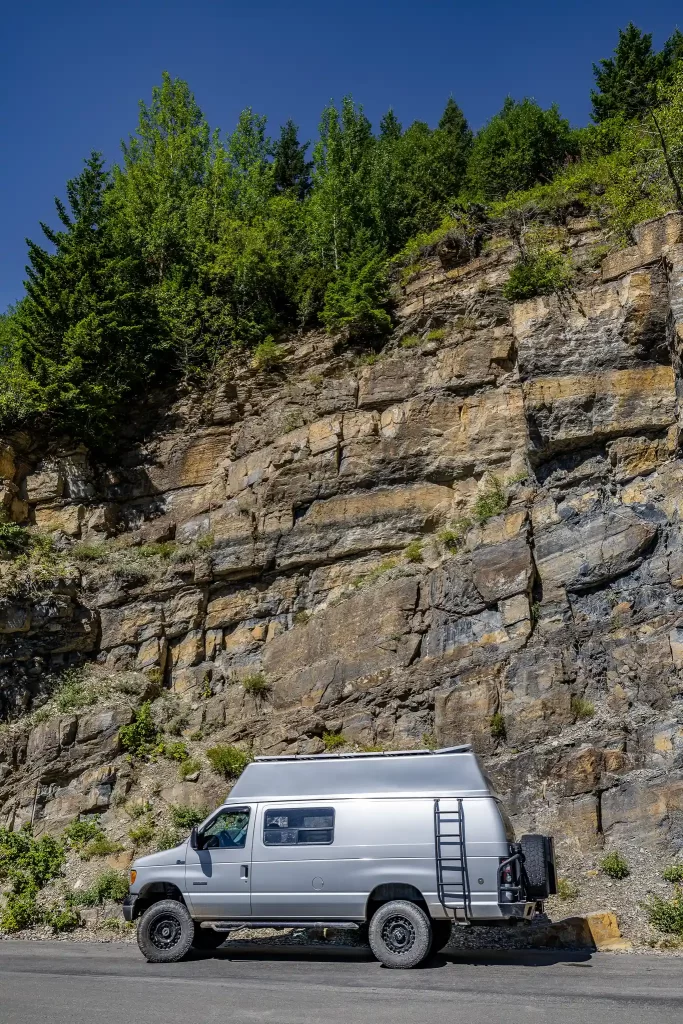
[1, 0, 681, 311]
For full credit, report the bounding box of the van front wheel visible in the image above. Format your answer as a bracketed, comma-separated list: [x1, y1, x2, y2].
[369, 900, 432, 968]
[137, 899, 195, 963]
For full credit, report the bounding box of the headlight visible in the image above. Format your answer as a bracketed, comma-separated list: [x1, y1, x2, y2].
[129, 869, 137, 885]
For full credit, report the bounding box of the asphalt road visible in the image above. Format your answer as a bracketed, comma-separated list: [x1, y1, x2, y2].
[0, 939, 681, 1024]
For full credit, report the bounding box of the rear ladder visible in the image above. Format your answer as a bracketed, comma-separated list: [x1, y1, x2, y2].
[434, 798, 470, 921]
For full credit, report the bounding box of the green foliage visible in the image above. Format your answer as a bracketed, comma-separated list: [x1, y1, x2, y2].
[164, 740, 189, 762]
[467, 97, 575, 202]
[439, 518, 472, 553]
[0, 517, 30, 558]
[322, 731, 346, 751]
[404, 540, 423, 563]
[77, 871, 129, 907]
[242, 672, 271, 695]
[663, 864, 683, 883]
[399, 334, 421, 348]
[0, 825, 65, 933]
[43, 904, 81, 932]
[421, 732, 437, 750]
[81, 837, 123, 861]
[178, 757, 202, 780]
[137, 541, 176, 559]
[52, 668, 99, 713]
[169, 805, 208, 830]
[127, 818, 154, 846]
[557, 878, 580, 900]
[125, 798, 152, 819]
[490, 712, 506, 741]
[251, 337, 285, 371]
[118, 701, 159, 757]
[426, 328, 446, 341]
[600, 851, 630, 879]
[472, 477, 508, 523]
[591, 23, 683, 123]
[321, 236, 392, 341]
[503, 247, 574, 302]
[644, 886, 683, 936]
[155, 827, 182, 851]
[63, 816, 105, 852]
[205, 744, 251, 779]
[571, 696, 595, 720]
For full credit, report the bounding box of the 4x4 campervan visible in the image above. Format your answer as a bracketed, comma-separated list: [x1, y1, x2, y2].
[124, 746, 556, 968]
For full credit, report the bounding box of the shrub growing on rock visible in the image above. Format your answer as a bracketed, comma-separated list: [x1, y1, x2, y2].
[644, 886, 683, 936]
[600, 851, 630, 879]
[663, 864, 683, 883]
[206, 745, 251, 779]
[63, 816, 105, 853]
[119, 702, 159, 757]
[169, 805, 209, 830]
[77, 871, 129, 907]
[503, 248, 574, 302]
[323, 731, 346, 751]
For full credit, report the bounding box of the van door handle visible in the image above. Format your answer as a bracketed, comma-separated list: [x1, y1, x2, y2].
[240, 864, 249, 880]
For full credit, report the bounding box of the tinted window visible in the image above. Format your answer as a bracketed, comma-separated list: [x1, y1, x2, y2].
[202, 808, 250, 849]
[263, 807, 334, 846]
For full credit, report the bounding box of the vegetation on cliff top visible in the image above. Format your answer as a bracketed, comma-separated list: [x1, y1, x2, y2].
[2, 22, 683, 443]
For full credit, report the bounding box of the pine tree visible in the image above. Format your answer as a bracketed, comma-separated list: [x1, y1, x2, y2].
[14, 153, 158, 437]
[591, 23, 659, 122]
[272, 119, 313, 198]
[379, 109, 402, 141]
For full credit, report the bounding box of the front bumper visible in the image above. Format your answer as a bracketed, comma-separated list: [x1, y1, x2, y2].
[122, 894, 138, 922]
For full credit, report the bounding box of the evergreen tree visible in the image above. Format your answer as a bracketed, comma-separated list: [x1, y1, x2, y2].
[378, 109, 402, 141]
[591, 23, 659, 122]
[272, 119, 313, 198]
[13, 153, 158, 437]
[658, 29, 683, 83]
[321, 232, 391, 340]
[467, 97, 574, 201]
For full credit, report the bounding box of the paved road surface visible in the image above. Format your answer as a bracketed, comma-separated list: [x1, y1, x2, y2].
[0, 939, 681, 1024]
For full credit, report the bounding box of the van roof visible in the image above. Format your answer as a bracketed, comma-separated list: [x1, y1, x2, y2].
[227, 746, 492, 802]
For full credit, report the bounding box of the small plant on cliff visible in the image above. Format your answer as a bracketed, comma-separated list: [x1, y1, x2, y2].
[81, 837, 123, 861]
[0, 517, 30, 558]
[426, 328, 446, 341]
[52, 668, 99, 713]
[170, 805, 209, 831]
[323, 731, 346, 751]
[119, 702, 159, 757]
[503, 247, 573, 303]
[404, 540, 423, 563]
[570, 696, 595, 720]
[251, 337, 285, 371]
[472, 476, 508, 523]
[206, 744, 251, 779]
[399, 334, 421, 348]
[644, 886, 683, 937]
[556, 877, 580, 900]
[63, 816, 104, 853]
[128, 818, 155, 847]
[663, 864, 683, 883]
[439, 517, 472, 553]
[600, 851, 630, 879]
[77, 871, 129, 907]
[155, 827, 182, 851]
[178, 757, 202, 780]
[163, 740, 189, 762]
[490, 712, 506, 741]
[242, 672, 271, 696]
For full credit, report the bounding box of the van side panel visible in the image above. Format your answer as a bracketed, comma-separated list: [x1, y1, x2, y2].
[250, 798, 439, 920]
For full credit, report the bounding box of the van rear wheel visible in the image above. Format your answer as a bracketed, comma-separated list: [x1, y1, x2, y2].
[369, 900, 432, 968]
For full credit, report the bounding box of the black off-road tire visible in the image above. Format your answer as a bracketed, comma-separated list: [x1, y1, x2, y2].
[430, 920, 453, 952]
[137, 899, 195, 963]
[521, 834, 550, 900]
[368, 900, 433, 969]
[192, 925, 227, 951]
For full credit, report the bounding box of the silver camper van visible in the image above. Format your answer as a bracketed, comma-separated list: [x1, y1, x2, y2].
[124, 746, 556, 968]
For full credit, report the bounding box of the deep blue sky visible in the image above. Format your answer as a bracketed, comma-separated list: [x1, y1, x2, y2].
[2, 1, 681, 311]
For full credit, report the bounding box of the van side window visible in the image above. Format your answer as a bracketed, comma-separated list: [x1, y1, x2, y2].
[263, 807, 334, 846]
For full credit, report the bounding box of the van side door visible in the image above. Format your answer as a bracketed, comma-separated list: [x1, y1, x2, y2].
[184, 805, 253, 919]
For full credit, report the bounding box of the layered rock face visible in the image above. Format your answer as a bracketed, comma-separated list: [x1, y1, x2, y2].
[3, 213, 683, 935]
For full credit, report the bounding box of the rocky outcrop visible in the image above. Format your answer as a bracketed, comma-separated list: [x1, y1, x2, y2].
[3, 213, 683, 942]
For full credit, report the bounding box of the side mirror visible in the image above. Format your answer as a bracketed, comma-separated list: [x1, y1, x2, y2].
[190, 826, 199, 850]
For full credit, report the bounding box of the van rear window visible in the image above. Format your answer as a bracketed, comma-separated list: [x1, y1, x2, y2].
[263, 807, 335, 846]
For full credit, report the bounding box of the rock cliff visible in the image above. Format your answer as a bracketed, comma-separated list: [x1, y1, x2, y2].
[3, 211, 683, 941]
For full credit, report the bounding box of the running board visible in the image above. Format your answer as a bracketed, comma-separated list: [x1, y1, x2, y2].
[201, 920, 360, 932]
